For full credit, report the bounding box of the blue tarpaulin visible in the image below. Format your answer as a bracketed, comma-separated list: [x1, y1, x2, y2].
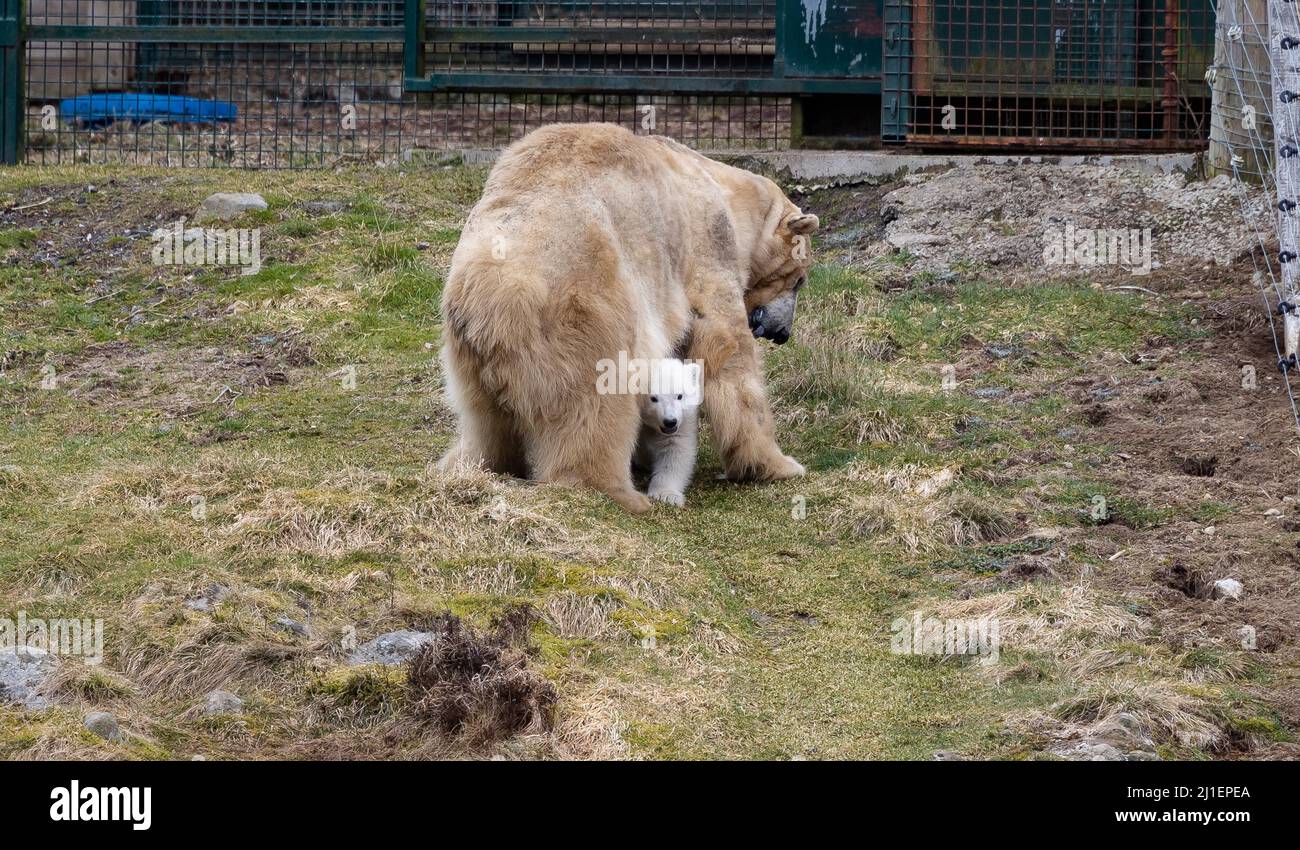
[59, 94, 238, 127]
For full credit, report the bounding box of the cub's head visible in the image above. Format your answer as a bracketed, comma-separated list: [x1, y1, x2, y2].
[743, 179, 819, 345]
[640, 390, 685, 436]
[639, 358, 699, 436]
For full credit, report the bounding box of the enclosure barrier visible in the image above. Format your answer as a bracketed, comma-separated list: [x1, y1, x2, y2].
[883, 0, 1215, 149]
[1, 2, 1219, 167]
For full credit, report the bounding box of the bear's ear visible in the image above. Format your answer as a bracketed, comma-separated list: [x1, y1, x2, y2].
[785, 212, 820, 235]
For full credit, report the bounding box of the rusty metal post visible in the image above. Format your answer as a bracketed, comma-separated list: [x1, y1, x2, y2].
[1163, 0, 1181, 142]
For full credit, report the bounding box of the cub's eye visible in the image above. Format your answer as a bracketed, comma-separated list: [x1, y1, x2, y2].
[650, 396, 658, 403]
[676, 394, 682, 400]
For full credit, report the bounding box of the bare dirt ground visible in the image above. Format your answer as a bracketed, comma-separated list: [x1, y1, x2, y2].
[796, 162, 1299, 758]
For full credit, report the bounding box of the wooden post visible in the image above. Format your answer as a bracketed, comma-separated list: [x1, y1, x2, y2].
[1270, 0, 1300, 369]
[1209, 0, 1272, 180]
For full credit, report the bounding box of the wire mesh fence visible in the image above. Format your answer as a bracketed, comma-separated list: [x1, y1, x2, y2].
[883, 0, 1216, 149]
[1206, 0, 1300, 433]
[11, 1, 1226, 167]
[21, 1, 793, 166]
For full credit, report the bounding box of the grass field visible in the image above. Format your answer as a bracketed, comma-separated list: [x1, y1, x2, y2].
[1, 162, 1295, 760]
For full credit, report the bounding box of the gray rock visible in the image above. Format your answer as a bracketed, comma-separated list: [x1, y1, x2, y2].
[0, 647, 54, 709]
[84, 711, 124, 742]
[985, 344, 1027, 360]
[1093, 712, 1157, 751]
[301, 199, 348, 215]
[974, 387, 1009, 399]
[272, 616, 310, 638]
[185, 583, 229, 612]
[196, 192, 268, 222]
[931, 750, 966, 761]
[1089, 386, 1119, 402]
[1049, 738, 1158, 761]
[203, 690, 244, 716]
[887, 230, 949, 251]
[1050, 740, 1127, 761]
[1212, 578, 1244, 600]
[347, 630, 436, 665]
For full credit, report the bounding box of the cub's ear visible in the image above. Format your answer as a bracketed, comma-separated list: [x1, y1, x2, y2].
[785, 213, 820, 235]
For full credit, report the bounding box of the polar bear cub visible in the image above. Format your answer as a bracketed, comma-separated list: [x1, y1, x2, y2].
[635, 358, 700, 507]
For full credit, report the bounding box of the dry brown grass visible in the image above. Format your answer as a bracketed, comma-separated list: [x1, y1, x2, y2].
[826, 463, 1017, 553]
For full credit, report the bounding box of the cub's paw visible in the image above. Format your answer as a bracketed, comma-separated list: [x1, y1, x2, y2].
[649, 489, 686, 508]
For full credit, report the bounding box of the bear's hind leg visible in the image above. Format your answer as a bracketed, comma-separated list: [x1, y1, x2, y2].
[532, 394, 650, 514]
[439, 348, 528, 477]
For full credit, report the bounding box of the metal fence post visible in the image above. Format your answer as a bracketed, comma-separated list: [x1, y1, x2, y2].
[1271, 0, 1300, 370]
[0, 0, 23, 164]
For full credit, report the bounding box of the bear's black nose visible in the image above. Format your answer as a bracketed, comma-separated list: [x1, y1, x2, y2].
[661, 419, 678, 434]
[770, 329, 790, 345]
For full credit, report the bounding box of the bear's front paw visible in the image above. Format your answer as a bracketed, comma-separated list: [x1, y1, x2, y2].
[768, 455, 805, 480]
[649, 489, 686, 508]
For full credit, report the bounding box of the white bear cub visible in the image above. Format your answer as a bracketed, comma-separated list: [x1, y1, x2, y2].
[635, 358, 700, 507]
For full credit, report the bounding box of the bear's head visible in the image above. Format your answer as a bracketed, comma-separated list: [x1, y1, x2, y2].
[743, 186, 819, 346]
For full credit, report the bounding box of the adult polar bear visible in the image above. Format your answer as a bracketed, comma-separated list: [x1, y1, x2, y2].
[439, 123, 818, 512]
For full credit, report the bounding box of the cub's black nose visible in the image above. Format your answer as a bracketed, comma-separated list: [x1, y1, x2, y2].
[770, 329, 790, 345]
[661, 419, 678, 434]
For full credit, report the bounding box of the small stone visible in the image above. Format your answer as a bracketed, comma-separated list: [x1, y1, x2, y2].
[196, 192, 268, 222]
[974, 387, 1009, 399]
[185, 583, 228, 612]
[985, 344, 1026, 360]
[272, 616, 309, 637]
[1265, 508, 1283, 517]
[84, 711, 123, 742]
[1212, 578, 1244, 600]
[1089, 386, 1118, 402]
[0, 646, 54, 709]
[1203, 525, 1216, 536]
[887, 230, 949, 251]
[203, 690, 244, 716]
[1050, 740, 1127, 761]
[415, 241, 431, 250]
[347, 630, 436, 665]
[301, 199, 347, 215]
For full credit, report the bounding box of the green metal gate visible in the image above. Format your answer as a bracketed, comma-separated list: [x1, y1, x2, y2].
[1, 0, 21, 163]
[402, 1, 883, 96]
[2, 1, 883, 165]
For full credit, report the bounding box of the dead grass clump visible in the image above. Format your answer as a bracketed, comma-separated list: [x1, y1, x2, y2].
[38, 661, 136, 704]
[0, 464, 39, 495]
[542, 592, 617, 641]
[932, 582, 1145, 662]
[119, 621, 308, 698]
[308, 665, 409, 727]
[224, 490, 389, 557]
[407, 612, 557, 746]
[1052, 681, 1225, 751]
[829, 465, 1016, 553]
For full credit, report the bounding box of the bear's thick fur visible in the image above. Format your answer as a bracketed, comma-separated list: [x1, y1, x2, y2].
[439, 123, 818, 512]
